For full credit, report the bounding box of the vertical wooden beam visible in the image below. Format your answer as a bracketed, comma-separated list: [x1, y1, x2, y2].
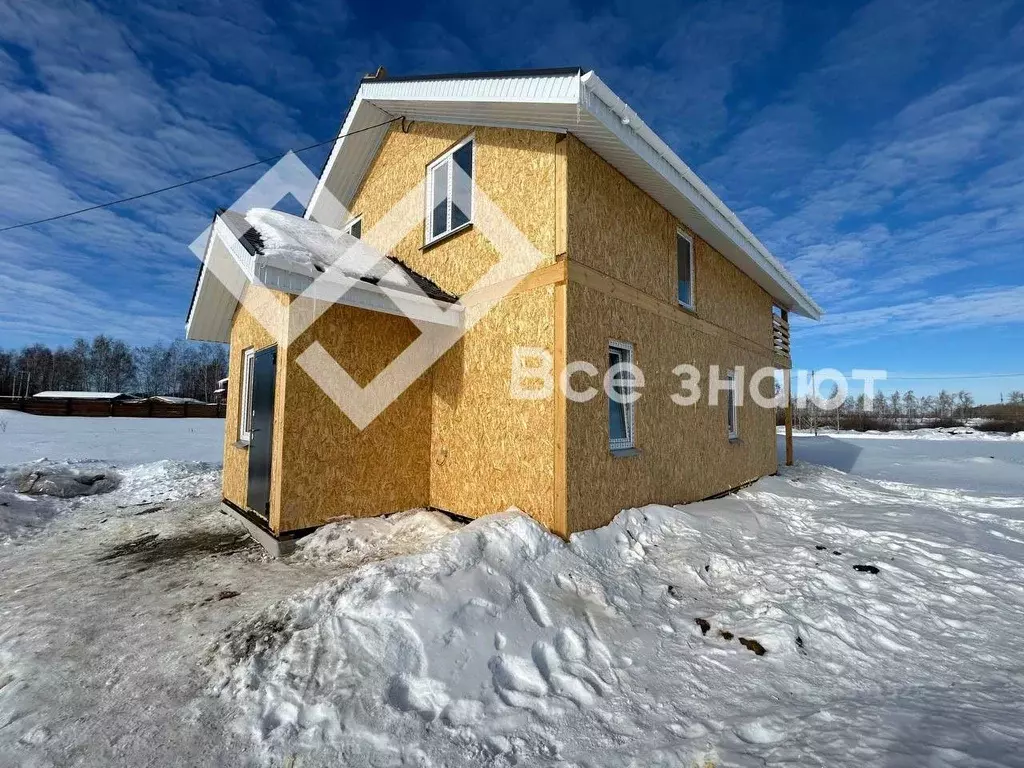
[552, 270, 569, 537]
[552, 133, 570, 537]
[781, 309, 794, 466]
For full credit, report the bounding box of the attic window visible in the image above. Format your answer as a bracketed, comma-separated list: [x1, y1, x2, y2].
[677, 230, 694, 309]
[344, 216, 362, 239]
[426, 136, 473, 245]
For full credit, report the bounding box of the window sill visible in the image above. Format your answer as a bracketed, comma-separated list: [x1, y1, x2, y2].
[610, 447, 641, 459]
[233, 439, 250, 449]
[677, 301, 697, 317]
[422, 222, 473, 252]
[728, 436, 741, 445]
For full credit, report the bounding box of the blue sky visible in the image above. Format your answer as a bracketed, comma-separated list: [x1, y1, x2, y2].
[0, 0, 1022, 401]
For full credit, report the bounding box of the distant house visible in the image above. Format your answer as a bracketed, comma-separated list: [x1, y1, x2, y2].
[33, 391, 128, 400]
[186, 67, 821, 552]
[213, 378, 229, 404]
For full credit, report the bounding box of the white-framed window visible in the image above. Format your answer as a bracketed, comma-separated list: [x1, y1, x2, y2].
[344, 215, 362, 239]
[425, 135, 474, 245]
[608, 340, 636, 451]
[239, 347, 256, 442]
[677, 229, 694, 309]
[726, 369, 739, 440]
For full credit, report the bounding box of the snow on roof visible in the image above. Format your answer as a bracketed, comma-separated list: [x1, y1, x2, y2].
[245, 208, 453, 300]
[186, 208, 461, 343]
[33, 391, 125, 400]
[148, 396, 207, 405]
[215, 207, 457, 304]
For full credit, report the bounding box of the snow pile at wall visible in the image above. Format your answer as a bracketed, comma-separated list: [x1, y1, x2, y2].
[246, 208, 421, 292]
[293, 508, 462, 567]
[209, 464, 1024, 766]
[1012, 431, 1024, 441]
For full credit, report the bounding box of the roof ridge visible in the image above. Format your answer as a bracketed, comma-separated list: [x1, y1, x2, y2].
[362, 66, 582, 84]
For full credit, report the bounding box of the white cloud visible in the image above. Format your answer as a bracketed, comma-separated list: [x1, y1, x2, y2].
[698, 4, 1024, 339]
[805, 285, 1024, 342]
[0, 0, 343, 348]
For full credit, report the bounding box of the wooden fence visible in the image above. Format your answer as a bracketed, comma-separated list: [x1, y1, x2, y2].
[0, 397, 226, 418]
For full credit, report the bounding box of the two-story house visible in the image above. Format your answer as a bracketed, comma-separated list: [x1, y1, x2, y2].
[186, 67, 821, 553]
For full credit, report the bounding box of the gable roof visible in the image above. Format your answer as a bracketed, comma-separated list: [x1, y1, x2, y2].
[306, 67, 822, 320]
[185, 209, 460, 343]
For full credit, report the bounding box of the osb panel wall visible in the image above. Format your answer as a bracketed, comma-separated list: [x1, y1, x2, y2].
[222, 285, 290, 522]
[276, 302, 432, 532]
[338, 123, 559, 296]
[687, 228, 775, 349]
[566, 136, 774, 348]
[566, 135, 675, 301]
[430, 286, 557, 530]
[564, 280, 777, 533]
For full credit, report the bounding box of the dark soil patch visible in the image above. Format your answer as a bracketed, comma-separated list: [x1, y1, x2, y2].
[96, 529, 256, 567]
[738, 637, 766, 655]
[718, 629, 734, 641]
[853, 564, 880, 574]
[694, 618, 710, 635]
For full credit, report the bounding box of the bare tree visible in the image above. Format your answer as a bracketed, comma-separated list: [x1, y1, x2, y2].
[903, 390, 918, 424]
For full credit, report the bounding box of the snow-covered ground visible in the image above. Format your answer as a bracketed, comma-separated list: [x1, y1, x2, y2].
[1, 414, 1023, 766]
[779, 429, 1024, 495]
[0, 409, 224, 465]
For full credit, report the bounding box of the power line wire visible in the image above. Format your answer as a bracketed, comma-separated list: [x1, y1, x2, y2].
[876, 373, 1024, 381]
[0, 117, 401, 235]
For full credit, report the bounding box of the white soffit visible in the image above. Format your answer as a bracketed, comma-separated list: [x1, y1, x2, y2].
[305, 69, 822, 319]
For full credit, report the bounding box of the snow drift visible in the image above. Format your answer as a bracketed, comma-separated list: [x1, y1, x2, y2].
[210, 463, 1024, 767]
[292, 508, 462, 567]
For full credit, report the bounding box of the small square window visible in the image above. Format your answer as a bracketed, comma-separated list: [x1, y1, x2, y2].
[726, 369, 739, 440]
[239, 348, 256, 442]
[426, 136, 474, 244]
[677, 231, 694, 309]
[608, 341, 636, 451]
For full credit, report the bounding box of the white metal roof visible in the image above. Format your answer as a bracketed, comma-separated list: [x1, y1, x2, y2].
[306, 68, 822, 319]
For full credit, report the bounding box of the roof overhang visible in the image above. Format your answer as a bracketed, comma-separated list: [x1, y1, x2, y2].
[306, 68, 822, 320]
[185, 215, 462, 344]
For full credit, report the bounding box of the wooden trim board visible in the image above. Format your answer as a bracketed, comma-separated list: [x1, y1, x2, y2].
[459, 261, 567, 307]
[565, 260, 775, 359]
[552, 279, 568, 538]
